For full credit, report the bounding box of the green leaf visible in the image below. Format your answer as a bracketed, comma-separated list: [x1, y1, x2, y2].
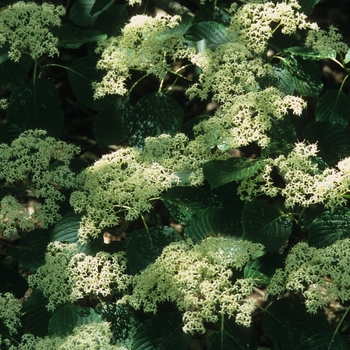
[132, 312, 192, 350]
[166, 14, 193, 36]
[0, 44, 32, 88]
[280, 56, 323, 97]
[50, 210, 82, 243]
[161, 186, 223, 225]
[50, 210, 102, 255]
[315, 89, 350, 126]
[181, 115, 209, 140]
[303, 121, 350, 166]
[272, 64, 296, 95]
[298, 0, 320, 15]
[244, 254, 285, 285]
[344, 48, 350, 64]
[265, 115, 298, 156]
[93, 96, 134, 147]
[0, 123, 22, 145]
[10, 229, 50, 272]
[97, 303, 139, 346]
[0, 263, 28, 298]
[90, 0, 114, 15]
[193, 4, 232, 26]
[128, 92, 184, 149]
[184, 207, 242, 243]
[55, 23, 107, 49]
[21, 289, 53, 337]
[203, 158, 264, 189]
[295, 332, 350, 350]
[242, 200, 292, 252]
[283, 46, 336, 60]
[262, 298, 329, 350]
[308, 208, 350, 248]
[127, 225, 182, 275]
[67, 56, 116, 110]
[207, 315, 257, 350]
[184, 21, 231, 51]
[48, 303, 102, 337]
[69, 0, 115, 26]
[6, 78, 63, 138]
[93, 5, 128, 37]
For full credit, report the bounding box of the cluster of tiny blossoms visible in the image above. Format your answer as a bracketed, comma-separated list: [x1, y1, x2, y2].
[266, 238, 350, 313]
[2, 323, 126, 350]
[93, 14, 191, 97]
[228, 0, 318, 55]
[0, 292, 21, 335]
[305, 25, 350, 58]
[238, 142, 350, 209]
[186, 42, 271, 110]
[70, 133, 228, 240]
[0, 2, 65, 62]
[192, 87, 306, 149]
[0, 130, 79, 237]
[28, 242, 131, 311]
[122, 237, 263, 334]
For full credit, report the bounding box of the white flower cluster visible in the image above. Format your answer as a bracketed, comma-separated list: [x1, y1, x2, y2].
[28, 242, 131, 311]
[94, 14, 190, 97]
[228, 0, 318, 55]
[0, 292, 21, 335]
[2, 323, 125, 350]
[0, 130, 79, 237]
[238, 142, 350, 209]
[0, 2, 65, 62]
[70, 133, 228, 240]
[122, 237, 263, 333]
[267, 238, 350, 313]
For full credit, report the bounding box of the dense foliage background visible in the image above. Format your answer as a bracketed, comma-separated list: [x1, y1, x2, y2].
[1, 0, 350, 349]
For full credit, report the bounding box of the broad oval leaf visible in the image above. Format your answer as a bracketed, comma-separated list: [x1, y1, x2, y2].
[132, 312, 192, 350]
[315, 89, 350, 126]
[244, 254, 285, 285]
[242, 200, 292, 252]
[0, 123, 22, 145]
[303, 121, 350, 166]
[69, 0, 114, 26]
[50, 211, 81, 243]
[193, 4, 232, 26]
[21, 289, 53, 337]
[0, 45, 32, 88]
[273, 65, 295, 95]
[161, 186, 223, 225]
[308, 208, 350, 248]
[55, 23, 107, 49]
[295, 332, 350, 350]
[184, 21, 231, 51]
[7, 78, 63, 138]
[127, 226, 182, 275]
[50, 210, 102, 255]
[67, 56, 116, 110]
[280, 56, 323, 97]
[262, 298, 329, 350]
[10, 229, 51, 272]
[93, 4, 128, 37]
[203, 158, 264, 189]
[48, 304, 102, 337]
[128, 92, 184, 149]
[184, 207, 242, 243]
[98, 303, 139, 345]
[93, 96, 133, 147]
[283, 46, 336, 60]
